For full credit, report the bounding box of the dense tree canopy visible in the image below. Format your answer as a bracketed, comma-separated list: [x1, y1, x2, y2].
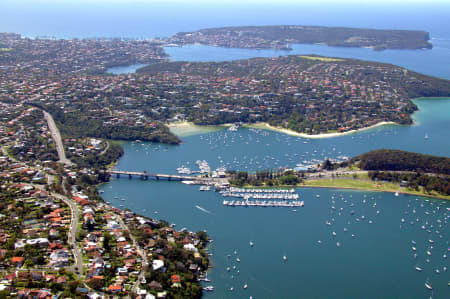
[355, 149, 450, 174]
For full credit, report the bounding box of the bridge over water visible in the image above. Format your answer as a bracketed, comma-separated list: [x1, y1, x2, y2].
[108, 170, 199, 181]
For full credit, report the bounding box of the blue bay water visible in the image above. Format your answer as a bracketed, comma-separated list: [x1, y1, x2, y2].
[106, 64, 148, 75]
[3, 1, 449, 78]
[164, 40, 450, 80]
[108, 99, 450, 175]
[100, 98, 450, 298]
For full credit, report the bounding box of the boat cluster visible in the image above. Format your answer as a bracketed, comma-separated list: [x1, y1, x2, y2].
[199, 272, 214, 292]
[221, 187, 299, 200]
[199, 186, 211, 191]
[320, 193, 384, 250]
[198, 128, 353, 171]
[196, 160, 211, 173]
[400, 198, 449, 291]
[224, 249, 252, 294]
[223, 199, 304, 207]
[222, 191, 299, 200]
[177, 166, 192, 174]
[177, 160, 213, 175]
[229, 187, 295, 193]
[202, 286, 214, 291]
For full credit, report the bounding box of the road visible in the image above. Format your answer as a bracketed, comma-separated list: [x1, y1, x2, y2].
[99, 140, 110, 155]
[30, 183, 83, 277]
[56, 193, 83, 276]
[305, 169, 444, 180]
[306, 169, 368, 179]
[115, 213, 149, 293]
[43, 111, 73, 166]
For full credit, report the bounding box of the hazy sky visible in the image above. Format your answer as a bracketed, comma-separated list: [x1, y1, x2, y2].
[3, 0, 450, 4]
[2, 0, 448, 39]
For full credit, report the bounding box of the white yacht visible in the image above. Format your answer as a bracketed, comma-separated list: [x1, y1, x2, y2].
[199, 186, 211, 191]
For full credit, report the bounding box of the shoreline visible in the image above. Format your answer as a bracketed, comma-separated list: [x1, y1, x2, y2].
[167, 120, 398, 139]
[230, 181, 449, 201]
[166, 121, 232, 128]
[245, 121, 398, 139]
[166, 121, 228, 137]
[165, 97, 450, 139]
[298, 184, 450, 201]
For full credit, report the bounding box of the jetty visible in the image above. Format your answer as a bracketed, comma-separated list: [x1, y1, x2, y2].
[223, 200, 304, 208]
[220, 187, 299, 200]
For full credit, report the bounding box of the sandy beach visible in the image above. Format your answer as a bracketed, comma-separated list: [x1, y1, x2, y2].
[168, 120, 398, 138]
[167, 121, 225, 137]
[245, 121, 397, 139]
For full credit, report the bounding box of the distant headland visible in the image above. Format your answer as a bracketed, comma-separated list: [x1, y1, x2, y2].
[166, 25, 433, 51]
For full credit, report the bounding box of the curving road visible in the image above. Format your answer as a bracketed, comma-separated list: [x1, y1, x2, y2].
[99, 140, 110, 156]
[30, 182, 83, 277]
[43, 111, 73, 166]
[49, 192, 83, 276]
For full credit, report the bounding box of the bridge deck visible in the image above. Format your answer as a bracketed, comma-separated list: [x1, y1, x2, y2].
[108, 170, 198, 181]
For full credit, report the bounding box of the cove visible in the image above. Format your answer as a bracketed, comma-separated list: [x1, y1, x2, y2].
[99, 98, 450, 298]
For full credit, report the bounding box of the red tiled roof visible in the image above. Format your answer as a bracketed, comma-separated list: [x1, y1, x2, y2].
[12, 256, 24, 263]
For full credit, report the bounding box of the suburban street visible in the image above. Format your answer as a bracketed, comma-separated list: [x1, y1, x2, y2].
[56, 193, 83, 276]
[29, 182, 84, 277]
[115, 213, 149, 294]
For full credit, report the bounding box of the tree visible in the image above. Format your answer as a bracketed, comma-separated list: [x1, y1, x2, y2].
[322, 159, 334, 170]
[103, 231, 112, 252]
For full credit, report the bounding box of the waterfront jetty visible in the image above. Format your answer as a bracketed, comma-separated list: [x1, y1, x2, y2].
[221, 187, 299, 200]
[220, 187, 304, 207]
[223, 199, 304, 207]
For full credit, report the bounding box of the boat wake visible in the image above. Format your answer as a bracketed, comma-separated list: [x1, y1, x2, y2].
[196, 205, 213, 214]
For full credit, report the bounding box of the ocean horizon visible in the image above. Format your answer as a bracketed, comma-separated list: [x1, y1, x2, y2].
[1, 2, 450, 39]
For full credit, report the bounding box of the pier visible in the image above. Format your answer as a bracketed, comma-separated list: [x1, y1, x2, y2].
[108, 170, 199, 181]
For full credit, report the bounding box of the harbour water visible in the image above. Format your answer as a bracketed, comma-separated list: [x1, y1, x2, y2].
[99, 98, 450, 298]
[109, 39, 450, 79]
[105, 98, 450, 174]
[164, 39, 450, 80]
[106, 63, 148, 75]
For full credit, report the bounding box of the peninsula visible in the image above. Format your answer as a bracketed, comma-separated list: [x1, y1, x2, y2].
[227, 149, 450, 200]
[167, 25, 432, 51]
[138, 55, 450, 135]
[2, 33, 448, 142]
